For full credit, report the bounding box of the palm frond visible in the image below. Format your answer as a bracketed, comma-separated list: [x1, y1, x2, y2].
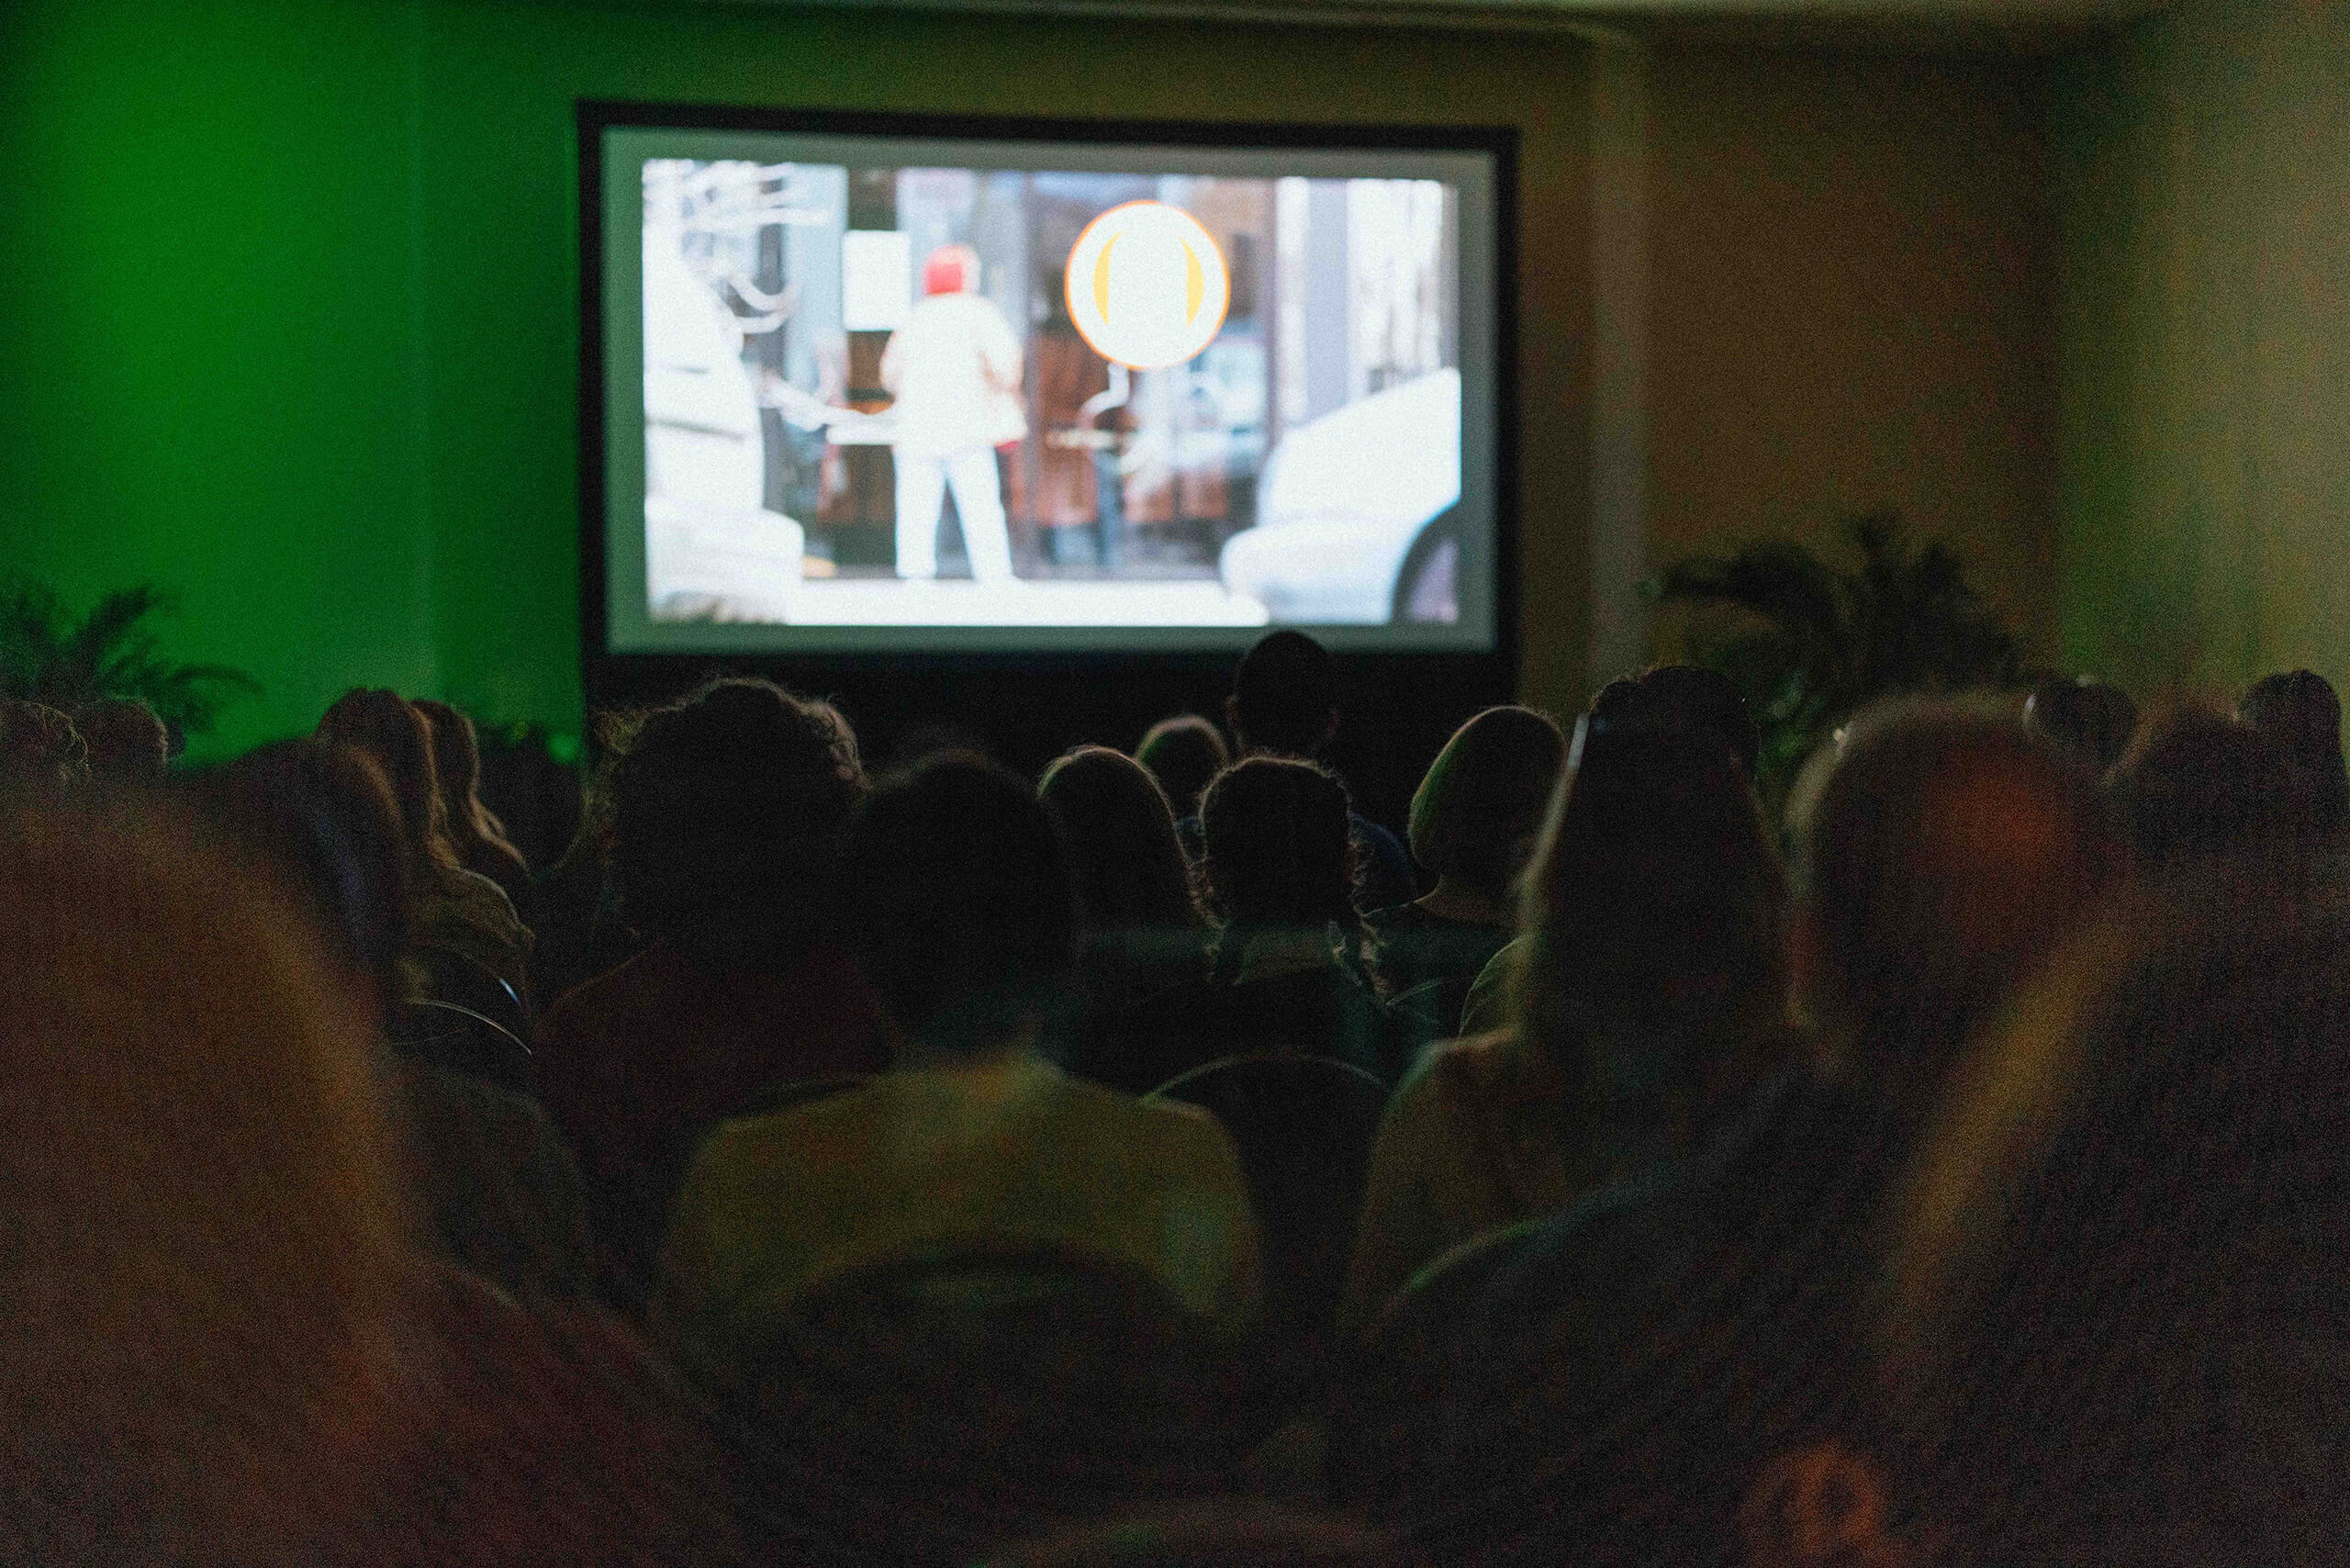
[66, 588, 170, 674]
[1645, 544, 1853, 645]
[0, 579, 70, 694]
[1647, 512, 2024, 803]
[0, 575, 259, 738]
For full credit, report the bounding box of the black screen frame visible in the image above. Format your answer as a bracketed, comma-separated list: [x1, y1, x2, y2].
[577, 99, 1520, 786]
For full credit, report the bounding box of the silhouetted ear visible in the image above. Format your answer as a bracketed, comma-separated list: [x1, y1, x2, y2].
[1320, 708, 1340, 752]
[1224, 694, 1244, 750]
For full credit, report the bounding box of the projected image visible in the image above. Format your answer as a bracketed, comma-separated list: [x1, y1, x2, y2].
[640, 158, 1463, 630]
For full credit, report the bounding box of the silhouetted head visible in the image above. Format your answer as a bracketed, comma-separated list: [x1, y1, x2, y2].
[2023, 676, 2138, 780]
[204, 740, 411, 1024]
[1037, 745, 1201, 936]
[0, 796, 409, 1562]
[837, 754, 1079, 1058]
[316, 689, 453, 872]
[1884, 866, 2350, 1566]
[1227, 631, 1337, 760]
[0, 699, 87, 789]
[610, 678, 865, 973]
[73, 698, 170, 780]
[2111, 708, 2319, 866]
[1136, 714, 1229, 819]
[1406, 705, 1565, 902]
[1198, 755, 1357, 935]
[1791, 700, 2110, 1104]
[1591, 664, 1762, 780]
[2238, 669, 2348, 835]
[1514, 722, 1787, 1138]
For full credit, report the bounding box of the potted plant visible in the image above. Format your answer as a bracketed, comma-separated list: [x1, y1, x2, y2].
[0, 577, 260, 747]
[1640, 513, 2028, 804]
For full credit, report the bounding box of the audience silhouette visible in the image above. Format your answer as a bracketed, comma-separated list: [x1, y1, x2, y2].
[0, 795, 743, 1566]
[10, 645, 2347, 1566]
[317, 687, 533, 1000]
[0, 697, 88, 787]
[1877, 862, 2350, 1565]
[1591, 663, 1762, 778]
[655, 753, 1260, 1399]
[1392, 700, 2109, 1565]
[1210, 631, 1416, 913]
[1136, 712, 1231, 821]
[532, 678, 888, 1309]
[73, 697, 171, 780]
[1085, 754, 1427, 1095]
[207, 739, 592, 1296]
[2024, 673, 2139, 781]
[415, 697, 537, 923]
[2238, 667, 2349, 839]
[1342, 721, 1788, 1337]
[1365, 704, 1562, 1032]
[1037, 743, 1211, 1065]
[2112, 705, 2321, 868]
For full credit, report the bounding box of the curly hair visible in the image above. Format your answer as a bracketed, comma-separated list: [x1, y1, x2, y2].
[1198, 755, 1360, 940]
[73, 699, 169, 779]
[0, 699, 89, 789]
[608, 678, 865, 969]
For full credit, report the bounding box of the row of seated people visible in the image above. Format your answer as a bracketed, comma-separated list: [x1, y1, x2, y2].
[6, 646, 2350, 1565]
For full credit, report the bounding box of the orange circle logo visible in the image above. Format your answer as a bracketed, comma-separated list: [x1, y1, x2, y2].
[1064, 201, 1230, 371]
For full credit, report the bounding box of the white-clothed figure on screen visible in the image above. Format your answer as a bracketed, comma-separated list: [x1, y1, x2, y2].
[881, 244, 1026, 583]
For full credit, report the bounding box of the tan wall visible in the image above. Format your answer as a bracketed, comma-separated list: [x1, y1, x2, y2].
[2054, 0, 2350, 710]
[1632, 45, 2062, 690]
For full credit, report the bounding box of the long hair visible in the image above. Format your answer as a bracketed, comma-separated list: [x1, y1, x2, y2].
[316, 688, 456, 875]
[1509, 721, 1789, 1145]
[1881, 864, 2350, 1565]
[1037, 745, 1203, 936]
[412, 699, 531, 887]
[0, 796, 411, 1563]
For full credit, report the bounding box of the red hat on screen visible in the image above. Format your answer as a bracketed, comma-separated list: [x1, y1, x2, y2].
[923, 243, 978, 297]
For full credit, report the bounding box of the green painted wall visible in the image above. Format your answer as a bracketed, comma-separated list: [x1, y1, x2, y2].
[2053, 0, 2350, 707]
[0, 0, 437, 756]
[1, 0, 1597, 758]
